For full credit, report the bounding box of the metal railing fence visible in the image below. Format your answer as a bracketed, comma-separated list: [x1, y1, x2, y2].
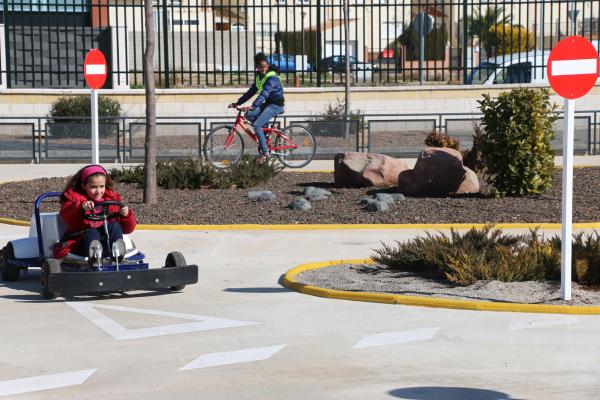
[1, 1, 599, 88]
[1, 110, 598, 163]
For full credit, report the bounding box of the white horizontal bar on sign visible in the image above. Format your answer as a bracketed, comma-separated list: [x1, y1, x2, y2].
[85, 64, 106, 75]
[551, 58, 597, 76]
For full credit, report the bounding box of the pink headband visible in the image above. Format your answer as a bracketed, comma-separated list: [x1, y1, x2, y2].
[80, 165, 107, 183]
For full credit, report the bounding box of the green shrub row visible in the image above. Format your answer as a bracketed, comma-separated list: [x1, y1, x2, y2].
[110, 156, 282, 190]
[371, 226, 600, 287]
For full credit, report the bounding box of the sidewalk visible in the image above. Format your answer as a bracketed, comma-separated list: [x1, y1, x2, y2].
[1, 155, 600, 183]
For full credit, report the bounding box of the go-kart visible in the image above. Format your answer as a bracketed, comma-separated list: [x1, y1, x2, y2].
[0, 192, 198, 299]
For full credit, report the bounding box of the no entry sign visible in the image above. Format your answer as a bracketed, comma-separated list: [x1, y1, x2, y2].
[84, 49, 107, 89]
[548, 36, 600, 99]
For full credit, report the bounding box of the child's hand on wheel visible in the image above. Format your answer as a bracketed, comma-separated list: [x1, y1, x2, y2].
[82, 201, 95, 211]
[120, 206, 130, 217]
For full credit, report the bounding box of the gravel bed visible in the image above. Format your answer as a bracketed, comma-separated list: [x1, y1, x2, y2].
[297, 264, 600, 306]
[1, 167, 600, 225]
[2, 168, 600, 305]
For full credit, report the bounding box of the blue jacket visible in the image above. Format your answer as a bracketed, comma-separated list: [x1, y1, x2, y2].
[236, 72, 285, 109]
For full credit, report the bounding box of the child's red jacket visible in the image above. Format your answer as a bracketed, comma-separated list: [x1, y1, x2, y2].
[52, 187, 136, 258]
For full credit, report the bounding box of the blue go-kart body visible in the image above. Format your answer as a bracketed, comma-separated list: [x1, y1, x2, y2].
[0, 192, 198, 299]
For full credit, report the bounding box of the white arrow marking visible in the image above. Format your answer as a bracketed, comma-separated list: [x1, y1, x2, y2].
[353, 327, 439, 349]
[179, 345, 286, 370]
[85, 64, 106, 75]
[67, 302, 257, 340]
[0, 369, 96, 397]
[509, 315, 578, 331]
[551, 58, 597, 76]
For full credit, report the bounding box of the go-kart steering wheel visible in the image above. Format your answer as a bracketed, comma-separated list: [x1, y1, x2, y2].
[81, 200, 124, 221]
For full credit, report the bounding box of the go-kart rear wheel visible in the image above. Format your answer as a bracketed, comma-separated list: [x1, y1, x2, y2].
[1, 244, 21, 282]
[165, 251, 187, 291]
[41, 259, 61, 300]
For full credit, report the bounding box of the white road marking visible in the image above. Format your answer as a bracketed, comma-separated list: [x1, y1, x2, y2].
[353, 327, 439, 349]
[85, 64, 106, 75]
[67, 302, 257, 340]
[0, 369, 96, 397]
[509, 315, 579, 331]
[179, 345, 286, 370]
[551, 58, 597, 76]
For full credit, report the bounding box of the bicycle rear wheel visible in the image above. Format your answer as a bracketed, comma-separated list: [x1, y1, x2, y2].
[274, 126, 316, 168]
[203, 125, 244, 169]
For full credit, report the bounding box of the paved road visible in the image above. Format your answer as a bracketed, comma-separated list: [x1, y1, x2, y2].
[1, 224, 600, 400]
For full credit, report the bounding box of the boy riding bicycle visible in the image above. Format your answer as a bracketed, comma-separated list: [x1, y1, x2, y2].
[229, 52, 285, 157]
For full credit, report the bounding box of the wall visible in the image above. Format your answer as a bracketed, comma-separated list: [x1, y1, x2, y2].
[1, 84, 599, 118]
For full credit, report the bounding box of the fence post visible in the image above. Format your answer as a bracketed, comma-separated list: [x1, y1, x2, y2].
[1, 0, 10, 89]
[0, 23, 6, 89]
[112, 26, 129, 89]
[161, 0, 170, 88]
[316, 0, 321, 87]
[462, 0, 468, 84]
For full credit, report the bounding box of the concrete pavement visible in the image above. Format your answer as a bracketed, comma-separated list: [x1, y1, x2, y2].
[1, 224, 600, 399]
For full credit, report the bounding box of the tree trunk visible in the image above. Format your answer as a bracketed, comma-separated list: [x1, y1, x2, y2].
[343, 0, 351, 140]
[143, 0, 157, 204]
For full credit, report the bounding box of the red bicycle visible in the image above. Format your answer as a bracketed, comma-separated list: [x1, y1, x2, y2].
[203, 105, 317, 169]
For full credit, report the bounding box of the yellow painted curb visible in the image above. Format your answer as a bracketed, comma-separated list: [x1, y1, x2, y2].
[3, 218, 600, 231]
[0, 217, 30, 227]
[282, 259, 600, 315]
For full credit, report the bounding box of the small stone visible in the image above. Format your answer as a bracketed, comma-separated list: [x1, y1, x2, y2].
[375, 193, 395, 204]
[247, 190, 275, 202]
[360, 196, 376, 206]
[304, 186, 332, 201]
[291, 196, 312, 211]
[390, 193, 406, 202]
[366, 200, 389, 212]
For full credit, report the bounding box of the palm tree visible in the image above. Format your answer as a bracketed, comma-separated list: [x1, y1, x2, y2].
[468, 6, 511, 58]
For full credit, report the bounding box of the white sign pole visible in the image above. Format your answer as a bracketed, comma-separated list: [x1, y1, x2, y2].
[91, 88, 99, 164]
[560, 98, 575, 300]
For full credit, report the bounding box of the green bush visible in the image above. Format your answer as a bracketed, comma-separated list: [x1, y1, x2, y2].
[110, 156, 282, 190]
[371, 226, 600, 287]
[424, 130, 461, 150]
[48, 95, 122, 139]
[478, 88, 557, 197]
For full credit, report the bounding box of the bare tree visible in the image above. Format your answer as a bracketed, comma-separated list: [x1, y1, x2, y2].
[143, 0, 157, 204]
[343, 0, 351, 139]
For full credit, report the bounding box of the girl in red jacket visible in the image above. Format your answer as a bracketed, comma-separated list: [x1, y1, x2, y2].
[52, 164, 136, 262]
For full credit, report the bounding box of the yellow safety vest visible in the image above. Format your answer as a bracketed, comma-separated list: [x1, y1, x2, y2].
[255, 71, 281, 93]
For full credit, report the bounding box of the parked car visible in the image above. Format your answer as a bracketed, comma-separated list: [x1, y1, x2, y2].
[267, 54, 295, 73]
[311, 55, 379, 72]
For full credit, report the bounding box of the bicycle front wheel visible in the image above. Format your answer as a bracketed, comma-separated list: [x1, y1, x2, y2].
[203, 125, 245, 169]
[274, 125, 316, 168]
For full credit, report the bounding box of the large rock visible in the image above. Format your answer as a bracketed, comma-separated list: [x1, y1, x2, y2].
[398, 148, 479, 196]
[334, 152, 409, 188]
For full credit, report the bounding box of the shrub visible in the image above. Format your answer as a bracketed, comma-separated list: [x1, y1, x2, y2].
[110, 156, 282, 190]
[478, 88, 557, 197]
[424, 130, 461, 151]
[48, 95, 122, 139]
[371, 226, 600, 287]
[308, 98, 365, 138]
[462, 121, 487, 173]
[489, 24, 535, 56]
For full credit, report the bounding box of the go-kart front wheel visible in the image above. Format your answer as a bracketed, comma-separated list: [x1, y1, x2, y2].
[1, 244, 21, 282]
[165, 251, 188, 291]
[41, 259, 61, 300]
